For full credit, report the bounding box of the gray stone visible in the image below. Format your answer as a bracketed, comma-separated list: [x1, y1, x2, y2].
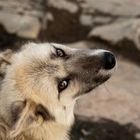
[48, 0, 79, 14]
[0, 0, 43, 39]
[17, 16, 41, 38]
[89, 19, 140, 50]
[80, 14, 93, 26]
[82, 0, 140, 17]
[1, 0, 140, 49]
[0, 12, 41, 38]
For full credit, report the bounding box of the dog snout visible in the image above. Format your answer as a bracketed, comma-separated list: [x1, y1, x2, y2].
[102, 52, 116, 70]
[93, 50, 116, 70]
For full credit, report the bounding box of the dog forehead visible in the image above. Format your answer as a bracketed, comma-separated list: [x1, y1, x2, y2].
[23, 43, 51, 56]
[29, 59, 60, 75]
[22, 42, 50, 49]
[23, 42, 67, 50]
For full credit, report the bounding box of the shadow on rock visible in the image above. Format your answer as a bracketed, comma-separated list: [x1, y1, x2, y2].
[71, 116, 140, 140]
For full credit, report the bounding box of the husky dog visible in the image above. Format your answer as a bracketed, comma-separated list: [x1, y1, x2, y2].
[0, 43, 116, 140]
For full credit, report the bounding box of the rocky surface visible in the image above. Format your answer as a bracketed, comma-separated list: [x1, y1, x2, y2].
[89, 18, 140, 50]
[0, 0, 44, 39]
[45, 0, 140, 46]
[1, 0, 140, 50]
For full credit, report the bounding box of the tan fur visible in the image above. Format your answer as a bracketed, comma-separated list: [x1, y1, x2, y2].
[0, 43, 115, 140]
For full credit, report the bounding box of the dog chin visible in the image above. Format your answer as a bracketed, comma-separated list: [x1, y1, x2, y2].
[83, 74, 111, 95]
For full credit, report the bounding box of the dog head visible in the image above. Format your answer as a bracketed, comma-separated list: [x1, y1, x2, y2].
[0, 43, 116, 138]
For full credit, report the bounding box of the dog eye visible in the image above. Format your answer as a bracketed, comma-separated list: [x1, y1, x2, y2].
[58, 79, 69, 92]
[55, 48, 65, 57]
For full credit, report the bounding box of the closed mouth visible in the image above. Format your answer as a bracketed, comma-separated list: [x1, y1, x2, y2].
[84, 75, 111, 94]
[94, 74, 111, 84]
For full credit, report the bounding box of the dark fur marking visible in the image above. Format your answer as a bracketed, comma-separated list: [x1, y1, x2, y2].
[63, 106, 66, 110]
[11, 100, 26, 124]
[73, 75, 110, 98]
[35, 104, 55, 121]
[94, 75, 110, 83]
[30, 59, 59, 75]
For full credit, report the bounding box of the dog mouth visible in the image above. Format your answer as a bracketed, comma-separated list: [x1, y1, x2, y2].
[84, 74, 111, 94]
[73, 74, 111, 98]
[94, 74, 111, 84]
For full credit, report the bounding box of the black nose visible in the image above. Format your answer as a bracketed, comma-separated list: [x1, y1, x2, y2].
[103, 52, 116, 70]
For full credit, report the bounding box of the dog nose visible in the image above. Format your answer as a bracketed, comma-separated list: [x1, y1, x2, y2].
[102, 52, 116, 70]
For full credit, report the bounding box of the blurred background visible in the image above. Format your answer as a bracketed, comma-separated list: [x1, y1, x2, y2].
[0, 0, 140, 140]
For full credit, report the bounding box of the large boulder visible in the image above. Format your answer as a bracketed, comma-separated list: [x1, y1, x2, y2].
[0, 0, 43, 39]
[89, 19, 140, 50]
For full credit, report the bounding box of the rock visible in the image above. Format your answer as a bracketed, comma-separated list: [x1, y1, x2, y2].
[79, 14, 93, 26]
[0, 0, 43, 39]
[48, 0, 79, 14]
[16, 16, 41, 39]
[81, 0, 140, 17]
[46, 0, 140, 44]
[1, 0, 140, 51]
[0, 12, 41, 38]
[89, 19, 140, 50]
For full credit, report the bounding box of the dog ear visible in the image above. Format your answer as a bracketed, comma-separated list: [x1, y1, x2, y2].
[10, 100, 26, 124]
[9, 100, 43, 138]
[35, 104, 55, 121]
[0, 49, 12, 64]
[0, 49, 12, 80]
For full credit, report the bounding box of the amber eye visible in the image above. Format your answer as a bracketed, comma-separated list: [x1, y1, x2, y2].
[58, 79, 69, 92]
[56, 48, 65, 57]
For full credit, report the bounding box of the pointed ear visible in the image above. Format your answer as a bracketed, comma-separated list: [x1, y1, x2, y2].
[35, 104, 55, 121]
[0, 49, 12, 79]
[10, 100, 26, 124]
[0, 49, 12, 65]
[9, 100, 43, 138]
